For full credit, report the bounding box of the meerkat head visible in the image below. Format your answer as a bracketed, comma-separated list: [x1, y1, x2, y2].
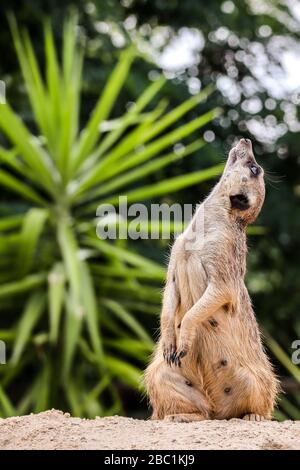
[221, 138, 265, 224]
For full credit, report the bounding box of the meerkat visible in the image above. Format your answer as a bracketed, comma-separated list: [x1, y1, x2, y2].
[145, 138, 279, 423]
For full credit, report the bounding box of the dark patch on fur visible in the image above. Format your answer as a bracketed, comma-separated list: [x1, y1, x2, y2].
[209, 318, 218, 327]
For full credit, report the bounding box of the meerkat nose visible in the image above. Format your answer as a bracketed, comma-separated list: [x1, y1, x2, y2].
[240, 138, 252, 146]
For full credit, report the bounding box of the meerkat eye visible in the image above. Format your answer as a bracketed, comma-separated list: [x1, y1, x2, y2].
[250, 164, 260, 176]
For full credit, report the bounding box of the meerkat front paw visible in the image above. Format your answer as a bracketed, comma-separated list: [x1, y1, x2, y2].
[170, 322, 195, 366]
[162, 338, 177, 365]
[170, 347, 188, 367]
[170, 330, 191, 366]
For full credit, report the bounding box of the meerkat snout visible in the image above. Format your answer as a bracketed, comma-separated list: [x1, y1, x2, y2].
[241, 137, 251, 146]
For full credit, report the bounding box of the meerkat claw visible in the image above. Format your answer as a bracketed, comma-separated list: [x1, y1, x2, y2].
[169, 352, 175, 364]
[171, 349, 187, 367]
[167, 353, 173, 365]
[163, 344, 177, 365]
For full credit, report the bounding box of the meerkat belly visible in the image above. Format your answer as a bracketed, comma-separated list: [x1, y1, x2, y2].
[187, 307, 274, 419]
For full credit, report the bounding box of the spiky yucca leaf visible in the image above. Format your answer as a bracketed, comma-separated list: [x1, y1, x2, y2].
[0, 15, 224, 417]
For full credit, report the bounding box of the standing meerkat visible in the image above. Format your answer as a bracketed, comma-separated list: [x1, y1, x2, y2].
[145, 138, 279, 422]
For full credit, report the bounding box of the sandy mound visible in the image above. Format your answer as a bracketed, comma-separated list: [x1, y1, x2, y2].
[0, 410, 299, 450]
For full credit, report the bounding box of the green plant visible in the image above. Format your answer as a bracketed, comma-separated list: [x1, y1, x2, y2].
[0, 15, 223, 417]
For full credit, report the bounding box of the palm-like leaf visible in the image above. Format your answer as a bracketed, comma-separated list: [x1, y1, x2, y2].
[0, 15, 223, 417]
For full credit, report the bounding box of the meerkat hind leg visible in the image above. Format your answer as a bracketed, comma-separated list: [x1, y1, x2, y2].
[165, 413, 206, 423]
[147, 364, 211, 420]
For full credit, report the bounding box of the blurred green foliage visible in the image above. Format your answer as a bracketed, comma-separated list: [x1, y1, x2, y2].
[0, 0, 300, 419]
[0, 15, 220, 417]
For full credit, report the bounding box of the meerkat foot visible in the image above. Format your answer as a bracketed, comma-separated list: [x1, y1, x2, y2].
[164, 413, 206, 423]
[243, 413, 267, 421]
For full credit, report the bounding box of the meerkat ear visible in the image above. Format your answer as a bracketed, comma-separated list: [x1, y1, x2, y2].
[228, 148, 237, 165]
[223, 148, 237, 174]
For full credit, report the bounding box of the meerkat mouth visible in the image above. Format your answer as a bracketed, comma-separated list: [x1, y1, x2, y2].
[230, 193, 250, 210]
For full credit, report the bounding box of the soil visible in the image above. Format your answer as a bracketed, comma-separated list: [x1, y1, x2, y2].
[0, 409, 299, 450]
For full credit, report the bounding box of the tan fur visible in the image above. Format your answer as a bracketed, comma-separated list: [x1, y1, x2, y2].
[145, 138, 279, 421]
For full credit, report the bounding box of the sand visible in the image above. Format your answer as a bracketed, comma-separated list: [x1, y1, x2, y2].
[0, 409, 299, 450]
